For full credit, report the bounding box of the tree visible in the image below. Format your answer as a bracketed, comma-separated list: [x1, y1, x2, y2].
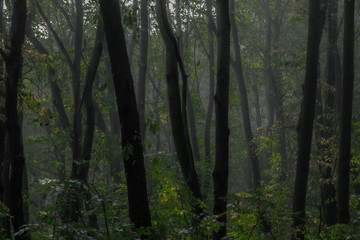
[213, 0, 230, 238]
[204, 0, 215, 164]
[337, 0, 354, 224]
[292, 0, 322, 239]
[0, 0, 6, 232]
[155, 0, 203, 213]
[317, 0, 339, 226]
[99, 0, 152, 229]
[230, 0, 261, 190]
[1, 0, 30, 238]
[137, 0, 149, 141]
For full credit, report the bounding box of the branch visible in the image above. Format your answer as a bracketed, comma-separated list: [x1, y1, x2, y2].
[50, 0, 75, 32]
[32, 0, 73, 69]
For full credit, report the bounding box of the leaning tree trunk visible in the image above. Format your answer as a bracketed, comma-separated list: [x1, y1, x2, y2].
[99, 0, 152, 229]
[78, 20, 105, 229]
[174, 0, 201, 164]
[337, 0, 354, 225]
[230, 0, 260, 190]
[2, 0, 30, 238]
[155, 0, 203, 213]
[213, 0, 230, 239]
[292, 0, 322, 239]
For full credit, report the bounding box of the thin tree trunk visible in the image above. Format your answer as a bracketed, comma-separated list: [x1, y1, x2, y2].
[136, 0, 148, 142]
[203, 0, 216, 200]
[318, 0, 339, 226]
[213, 0, 230, 238]
[337, 0, 354, 224]
[174, 0, 201, 164]
[155, 0, 203, 214]
[292, 0, 322, 239]
[70, 0, 84, 178]
[230, 0, 261, 190]
[99, 0, 152, 230]
[0, 0, 5, 232]
[264, 4, 275, 128]
[253, 75, 262, 128]
[78, 21, 104, 229]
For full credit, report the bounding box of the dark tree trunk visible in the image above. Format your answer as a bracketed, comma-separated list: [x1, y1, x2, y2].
[292, 0, 322, 239]
[78, 20, 104, 229]
[80, 21, 104, 187]
[318, 0, 339, 226]
[337, 0, 354, 225]
[253, 75, 262, 128]
[70, 0, 84, 179]
[264, 3, 275, 128]
[187, 91, 201, 163]
[2, 0, 30, 238]
[136, 0, 148, 142]
[99, 0, 152, 229]
[155, 0, 203, 212]
[213, 0, 230, 239]
[204, 0, 215, 162]
[230, 0, 261, 190]
[174, 0, 201, 164]
[0, 0, 5, 232]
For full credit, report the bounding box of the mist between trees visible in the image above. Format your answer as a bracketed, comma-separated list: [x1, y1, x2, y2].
[0, 0, 359, 239]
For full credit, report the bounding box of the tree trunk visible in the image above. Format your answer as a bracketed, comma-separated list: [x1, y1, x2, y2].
[174, 0, 201, 164]
[136, 0, 148, 142]
[78, 20, 104, 229]
[0, 0, 5, 232]
[253, 75, 262, 128]
[3, 0, 30, 238]
[70, 0, 84, 179]
[292, 0, 322, 239]
[99, 0, 152, 229]
[318, 0, 339, 226]
[204, 0, 215, 163]
[230, 0, 261, 190]
[155, 0, 203, 213]
[213, 0, 230, 239]
[337, 0, 354, 225]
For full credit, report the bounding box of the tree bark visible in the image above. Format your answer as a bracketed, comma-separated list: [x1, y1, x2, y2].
[155, 0, 203, 212]
[70, 0, 84, 178]
[318, 0, 339, 226]
[99, 0, 152, 229]
[136, 0, 148, 142]
[213, 0, 230, 239]
[204, 0, 215, 163]
[292, 0, 322, 239]
[0, 0, 5, 232]
[78, 20, 104, 229]
[2, 0, 30, 238]
[337, 0, 354, 225]
[230, 0, 261, 190]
